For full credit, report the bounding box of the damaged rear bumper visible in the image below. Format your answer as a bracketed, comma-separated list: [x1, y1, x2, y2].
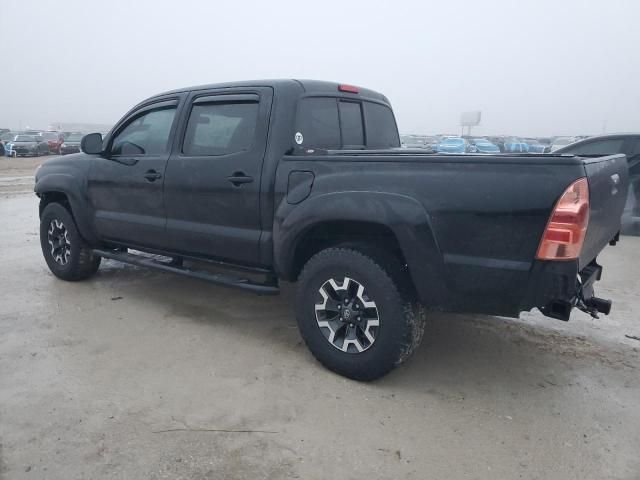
[520, 259, 611, 321]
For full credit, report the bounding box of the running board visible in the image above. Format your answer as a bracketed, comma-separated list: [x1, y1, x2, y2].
[93, 249, 279, 295]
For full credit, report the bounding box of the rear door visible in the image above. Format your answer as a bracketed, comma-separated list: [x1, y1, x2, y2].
[163, 87, 273, 264]
[88, 98, 180, 248]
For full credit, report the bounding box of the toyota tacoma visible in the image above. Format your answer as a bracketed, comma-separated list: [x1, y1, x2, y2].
[35, 79, 629, 380]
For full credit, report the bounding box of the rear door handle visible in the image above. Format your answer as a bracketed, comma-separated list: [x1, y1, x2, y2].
[226, 172, 254, 186]
[144, 170, 162, 182]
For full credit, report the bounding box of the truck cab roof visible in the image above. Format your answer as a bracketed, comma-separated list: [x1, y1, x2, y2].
[155, 79, 391, 104]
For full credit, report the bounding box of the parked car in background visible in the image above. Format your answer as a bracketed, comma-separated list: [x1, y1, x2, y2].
[400, 134, 429, 149]
[467, 138, 500, 153]
[0, 128, 10, 157]
[424, 136, 439, 152]
[0, 131, 17, 157]
[550, 136, 577, 152]
[486, 136, 507, 152]
[436, 136, 467, 153]
[525, 139, 548, 153]
[504, 137, 529, 153]
[40, 131, 64, 154]
[555, 133, 640, 234]
[60, 133, 84, 155]
[1, 132, 18, 141]
[6, 134, 49, 156]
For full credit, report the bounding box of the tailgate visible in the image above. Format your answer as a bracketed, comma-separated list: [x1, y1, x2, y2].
[580, 154, 629, 268]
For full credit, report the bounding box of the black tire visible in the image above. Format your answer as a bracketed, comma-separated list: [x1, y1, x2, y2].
[295, 247, 425, 381]
[40, 203, 101, 281]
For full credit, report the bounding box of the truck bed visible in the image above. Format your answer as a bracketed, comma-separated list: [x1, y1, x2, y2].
[274, 151, 628, 318]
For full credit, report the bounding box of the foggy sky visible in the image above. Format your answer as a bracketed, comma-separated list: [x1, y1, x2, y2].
[1, 0, 639, 136]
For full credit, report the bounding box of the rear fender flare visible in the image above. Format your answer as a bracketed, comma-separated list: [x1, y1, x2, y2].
[273, 191, 446, 305]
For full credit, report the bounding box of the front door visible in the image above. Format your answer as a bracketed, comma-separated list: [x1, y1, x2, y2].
[88, 99, 180, 248]
[163, 88, 273, 265]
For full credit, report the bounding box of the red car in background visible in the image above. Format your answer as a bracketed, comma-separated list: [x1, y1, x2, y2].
[40, 131, 63, 154]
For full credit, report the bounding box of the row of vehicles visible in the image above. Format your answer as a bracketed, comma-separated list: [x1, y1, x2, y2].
[401, 132, 640, 234]
[0, 130, 85, 157]
[400, 134, 587, 154]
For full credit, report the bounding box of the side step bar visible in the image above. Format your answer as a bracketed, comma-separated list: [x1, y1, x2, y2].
[93, 249, 280, 295]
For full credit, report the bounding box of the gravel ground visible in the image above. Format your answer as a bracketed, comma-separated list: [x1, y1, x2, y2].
[0, 163, 639, 479]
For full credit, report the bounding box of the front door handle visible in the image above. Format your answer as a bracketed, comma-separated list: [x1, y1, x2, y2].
[144, 170, 162, 182]
[226, 171, 254, 186]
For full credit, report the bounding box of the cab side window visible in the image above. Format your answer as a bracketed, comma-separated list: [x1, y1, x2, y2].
[182, 101, 259, 156]
[111, 107, 177, 156]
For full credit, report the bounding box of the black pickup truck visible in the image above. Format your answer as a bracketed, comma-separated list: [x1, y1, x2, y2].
[35, 79, 628, 380]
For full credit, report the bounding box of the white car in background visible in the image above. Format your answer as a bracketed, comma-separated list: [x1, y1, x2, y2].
[550, 136, 578, 152]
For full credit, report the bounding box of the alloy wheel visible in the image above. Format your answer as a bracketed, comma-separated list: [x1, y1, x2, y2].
[47, 219, 71, 265]
[315, 276, 380, 353]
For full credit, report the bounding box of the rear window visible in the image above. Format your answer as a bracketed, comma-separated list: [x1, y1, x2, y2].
[364, 102, 400, 148]
[296, 97, 398, 150]
[296, 98, 341, 149]
[338, 101, 364, 147]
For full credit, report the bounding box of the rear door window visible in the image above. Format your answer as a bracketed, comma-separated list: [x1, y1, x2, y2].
[364, 102, 400, 148]
[182, 101, 259, 156]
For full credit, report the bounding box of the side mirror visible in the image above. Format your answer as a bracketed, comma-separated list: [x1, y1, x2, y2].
[81, 133, 103, 154]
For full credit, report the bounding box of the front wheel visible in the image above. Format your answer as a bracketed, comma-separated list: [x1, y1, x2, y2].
[295, 247, 425, 381]
[40, 203, 101, 281]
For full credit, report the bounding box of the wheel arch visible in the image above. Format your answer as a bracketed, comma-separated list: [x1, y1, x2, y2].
[36, 174, 98, 245]
[273, 191, 447, 307]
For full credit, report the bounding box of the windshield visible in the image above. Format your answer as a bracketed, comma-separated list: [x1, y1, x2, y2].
[554, 137, 573, 145]
[65, 133, 84, 141]
[1, 133, 16, 141]
[442, 138, 464, 145]
[42, 132, 59, 140]
[15, 135, 38, 142]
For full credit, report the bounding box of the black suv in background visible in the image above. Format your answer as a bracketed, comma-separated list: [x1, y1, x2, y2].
[555, 134, 640, 234]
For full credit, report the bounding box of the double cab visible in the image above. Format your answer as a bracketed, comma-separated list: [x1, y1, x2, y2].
[35, 80, 628, 380]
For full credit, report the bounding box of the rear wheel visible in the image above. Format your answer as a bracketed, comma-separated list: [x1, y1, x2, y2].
[295, 247, 425, 381]
[40, 203, 101, 281]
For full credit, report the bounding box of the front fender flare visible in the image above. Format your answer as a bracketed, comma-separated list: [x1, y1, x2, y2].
[35, 173, 98, 245]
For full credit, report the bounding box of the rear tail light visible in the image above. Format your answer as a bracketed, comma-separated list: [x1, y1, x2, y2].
[536, 177, 589, 260]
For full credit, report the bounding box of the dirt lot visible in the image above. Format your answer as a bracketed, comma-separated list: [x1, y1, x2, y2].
[0, 155, 50, 196]
[1, 159, 639, 479]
